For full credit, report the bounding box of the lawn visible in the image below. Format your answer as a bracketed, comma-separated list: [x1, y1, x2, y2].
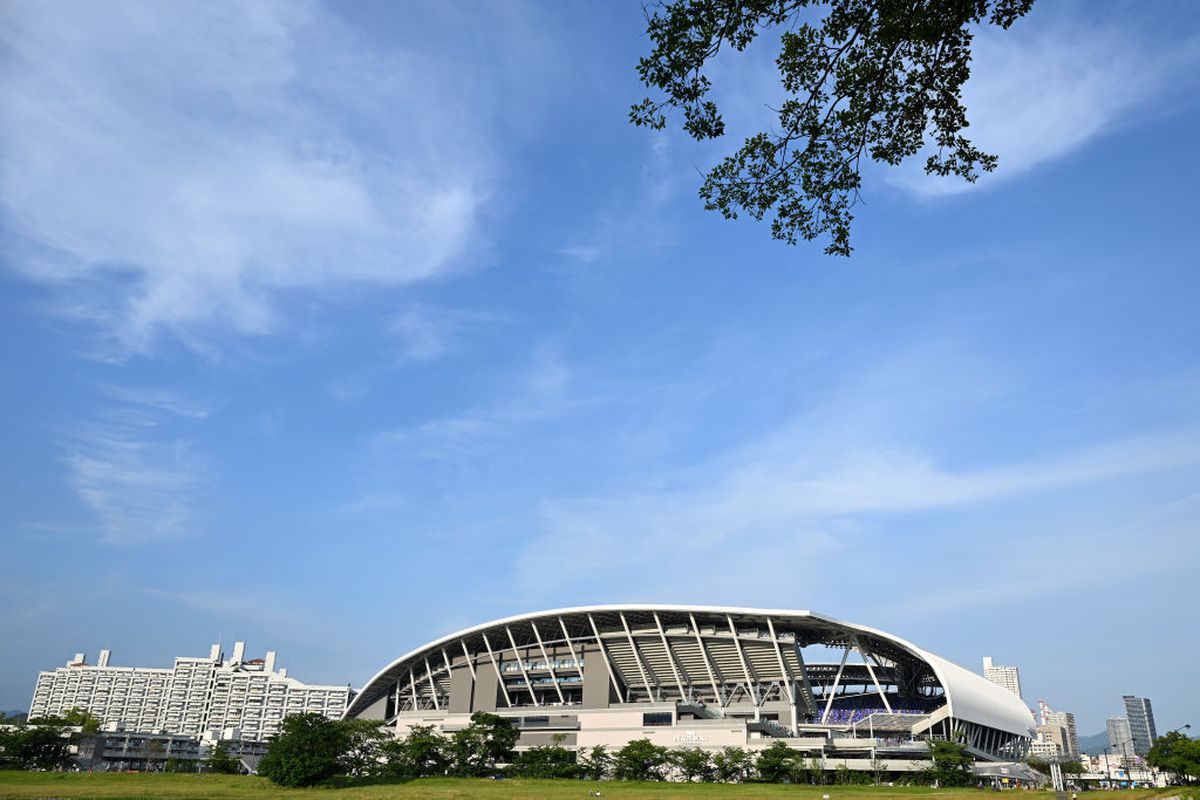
[0, 774, 1191, 800]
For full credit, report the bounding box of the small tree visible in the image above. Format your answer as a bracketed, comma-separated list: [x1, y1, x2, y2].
[670, 747, 713, 782]
[807, 755, 827, 784]
[165, 757, 193, 773]
[448, 712, 518, 777]
[206, 741, 240, 774]
[1, 718, 73, 771]
[613, 738, 670, 781]
[258, 712, 348, 787]
[577, 745, 612, 781]
[512, 745, 580, 778]
[925, 738, 975, 787]
[756, 740, 801, 783]
[383, 724, 449, 778]
[714, 745, 752, 783]
[870, 753, 888, 785]
[338, 718, 391, 778]
[62, 708, 101, 734]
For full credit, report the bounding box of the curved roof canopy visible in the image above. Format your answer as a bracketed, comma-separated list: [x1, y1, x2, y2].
[347, 604, 1034, 738]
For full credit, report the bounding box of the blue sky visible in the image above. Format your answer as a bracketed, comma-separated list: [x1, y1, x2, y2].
[1, 0, 1198, 736]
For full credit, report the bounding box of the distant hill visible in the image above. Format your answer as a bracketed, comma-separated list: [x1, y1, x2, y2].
[2, 710, 28, 724]
[1078, 731, 1110, 755]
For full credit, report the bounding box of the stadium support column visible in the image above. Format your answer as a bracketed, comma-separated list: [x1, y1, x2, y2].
[424, 657, 441, 710]
[505, 626, 541, 707]
[821, 644, 852, 723]
[619, 612, 656, 702]
[586, 614, 624, 703]
[653, 612, 688, 702]
[766, 617, 797, 733]
[852, 635, 892, 713]
[480, 633, 513, 708]
[529, 621, 566, 705]
[689, 612, 724, 714]
[726, 615, 761, 721]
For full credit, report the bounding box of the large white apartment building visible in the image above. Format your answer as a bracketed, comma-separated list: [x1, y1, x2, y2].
[981, 656, 1023, 699]
[29, 642, 353, 741]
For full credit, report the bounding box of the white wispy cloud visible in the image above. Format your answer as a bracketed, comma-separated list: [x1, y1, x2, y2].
[61, 387, 209, 544]
[366, 344, 580, 468]
[889, 17, 1200, 197]
[514, 426, 1200, 601]
[0, 0, 494, 352]
[389, 305, 507, 365]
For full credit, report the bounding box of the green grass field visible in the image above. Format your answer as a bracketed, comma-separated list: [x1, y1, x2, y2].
[0, 774, 1190, 800]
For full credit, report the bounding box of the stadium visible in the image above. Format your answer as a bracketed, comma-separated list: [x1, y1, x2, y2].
[346, 605, 1036, 772]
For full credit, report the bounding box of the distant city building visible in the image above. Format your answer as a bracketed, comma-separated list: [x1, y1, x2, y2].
[1034, 723, 1068, 760]
[1038, 701, 1079, 757]
[1108, 715, 1134, 757]
[1122, 696, 1157, 757]
[29, 643, 353, 741]
[982, 656, 1023, 699]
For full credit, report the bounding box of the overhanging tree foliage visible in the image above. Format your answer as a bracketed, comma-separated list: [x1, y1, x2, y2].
[632, 0, 1036, 255]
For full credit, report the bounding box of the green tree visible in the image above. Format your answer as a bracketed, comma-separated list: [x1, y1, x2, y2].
[577, 744, 612, 781]
[1147, 731, 1200, 785]
[383, 724, 449, 778]
[338, 718, 391, 778]
[632, 0, 1035, 255]
[755, 740, 802, 782]
[670, 746, 714, 782]
[924, 738, 975, 787]
[714, 745, 753, 782]
[448, 712, 518, 777]
[806, 755, 827, 784]
[0, 718, 73, 771]
[62, 708, 101, 734]
[512, 745, 580, 778]
[206, 741, 240, 774]
[613, 738, 670, 781]
[258, 712, 349, 787]
[870, 753, 888, 785]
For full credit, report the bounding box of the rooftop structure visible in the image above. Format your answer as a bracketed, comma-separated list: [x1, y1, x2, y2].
[29, 643, 352, 741]
[347, 605, 1036, 764]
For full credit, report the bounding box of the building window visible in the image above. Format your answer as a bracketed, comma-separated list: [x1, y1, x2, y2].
[643, 712, 672, 727]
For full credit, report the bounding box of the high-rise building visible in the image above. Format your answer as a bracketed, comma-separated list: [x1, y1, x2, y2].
[1107, 715, 1134, 758]
[28, 643, 353, 741]
[1122, 695, 1157, 757]
[982, 656, 1022, 699]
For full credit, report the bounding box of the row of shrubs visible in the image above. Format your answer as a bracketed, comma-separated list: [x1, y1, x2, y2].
[259, 711, 978, 788]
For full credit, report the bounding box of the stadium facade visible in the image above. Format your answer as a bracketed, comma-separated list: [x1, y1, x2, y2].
[346, 605, 1035, 767]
